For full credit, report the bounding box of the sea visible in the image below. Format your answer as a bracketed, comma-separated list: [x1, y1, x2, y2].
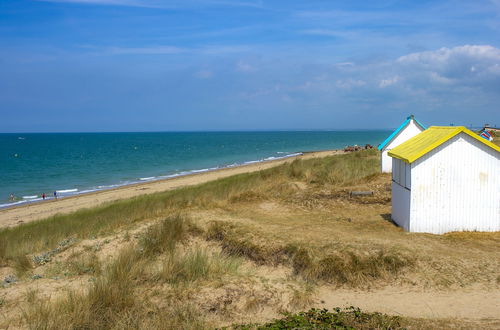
[0, 131, 390, 208]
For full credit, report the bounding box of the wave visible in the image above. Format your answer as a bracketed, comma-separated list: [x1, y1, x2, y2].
[0, 200, 26, 208]
[2, 151, 304, 209]
[57, 189, 78, 193]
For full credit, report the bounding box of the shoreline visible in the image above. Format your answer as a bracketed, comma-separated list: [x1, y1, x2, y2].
[0, 149, 343, 229]
[0, 151, 306, 210]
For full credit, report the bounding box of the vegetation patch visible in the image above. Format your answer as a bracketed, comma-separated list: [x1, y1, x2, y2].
[159, 248, 240, 285]
[290, 247, 414, 286]
[229, 307, 403, 329]
[0, 150, 379, 262]
[205, 221, 290, 265]
[22, 215, 235, 329]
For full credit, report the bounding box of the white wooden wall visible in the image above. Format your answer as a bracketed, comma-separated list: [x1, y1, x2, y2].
[381, 119, 424, 173]
[391, 158, 411, 230]
[409, 133, 500, 234]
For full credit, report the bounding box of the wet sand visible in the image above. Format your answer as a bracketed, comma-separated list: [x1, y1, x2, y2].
[0, 150, 342, 229]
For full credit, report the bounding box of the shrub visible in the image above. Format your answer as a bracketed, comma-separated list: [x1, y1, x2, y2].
[231, 307, 403, 329]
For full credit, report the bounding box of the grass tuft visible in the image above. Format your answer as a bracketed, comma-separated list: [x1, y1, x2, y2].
[160, 248, 240, 284]
[141, 214, 190, 257]
[290, 248, 414, 286]
[13, 254, 32, 276]
[206, 221, 288, 265]
[66, 252, 101, 276]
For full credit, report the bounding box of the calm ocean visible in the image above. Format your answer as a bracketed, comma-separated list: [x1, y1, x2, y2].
[0, 131, 389, 208]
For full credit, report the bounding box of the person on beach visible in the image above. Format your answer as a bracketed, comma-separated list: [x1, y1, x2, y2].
[9, 193, 14, 201]
[53, 191, 57, 200]
[42, 193, 46, 200]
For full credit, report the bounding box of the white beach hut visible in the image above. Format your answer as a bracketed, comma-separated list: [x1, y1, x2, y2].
[378, 115, 426, 173]
[389, 126, 500, 234]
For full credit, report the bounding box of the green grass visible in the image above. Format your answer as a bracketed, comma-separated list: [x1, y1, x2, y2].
[230, 307, 403, 329]
[0, 149, 379, 263]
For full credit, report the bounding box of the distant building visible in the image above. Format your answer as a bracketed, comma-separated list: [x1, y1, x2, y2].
[389, 126, 500, 234]
[378, 115, 426, 173]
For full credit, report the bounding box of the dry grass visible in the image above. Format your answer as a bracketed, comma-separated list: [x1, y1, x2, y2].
[0, 150, 379, 263]
[2, 149, 498, 329]
[158, 248, 240, 285]
[21, 215, 238, 329]
[13, 254, 32, 277]
[289, 247, 414, 286]
[140, 214, 191, 256]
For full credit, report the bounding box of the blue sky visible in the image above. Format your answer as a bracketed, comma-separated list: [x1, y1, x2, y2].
[1, 0, 499, 132]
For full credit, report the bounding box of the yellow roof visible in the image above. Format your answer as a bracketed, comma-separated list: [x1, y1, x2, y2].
[388, 126, 500, 163]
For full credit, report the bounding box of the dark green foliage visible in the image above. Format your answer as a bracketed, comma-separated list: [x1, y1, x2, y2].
[231, 307, 403, 329]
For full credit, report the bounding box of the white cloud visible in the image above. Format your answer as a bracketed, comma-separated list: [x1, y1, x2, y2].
[335, 62, 354, 67]
[397, 45, 500, 66]
[428, 72, 454, 85]
[336, 79, 366, 88]
[379, 76, 399, 88]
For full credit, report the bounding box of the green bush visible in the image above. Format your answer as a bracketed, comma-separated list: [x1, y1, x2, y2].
[231, 307, 403, 329]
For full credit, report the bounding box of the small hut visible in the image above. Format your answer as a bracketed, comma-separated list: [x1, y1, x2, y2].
[388, 126, 500, 234]
[378, 115, 426, 173]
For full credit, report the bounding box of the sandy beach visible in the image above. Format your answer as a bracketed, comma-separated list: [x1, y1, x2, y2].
[0, 149, 342, 230]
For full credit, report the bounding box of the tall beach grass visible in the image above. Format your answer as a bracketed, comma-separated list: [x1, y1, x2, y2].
[0, 149, 379, 263]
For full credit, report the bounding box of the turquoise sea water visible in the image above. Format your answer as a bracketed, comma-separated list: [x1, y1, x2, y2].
[0, 131, 390, 208]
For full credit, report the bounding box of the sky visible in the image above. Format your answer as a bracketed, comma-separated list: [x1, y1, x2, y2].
[1, 0, 499, 132]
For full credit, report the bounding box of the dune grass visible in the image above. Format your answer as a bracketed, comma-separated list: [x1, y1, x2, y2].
[289, 247, 414, 286]
[5, 149, 499, 328]
[205, 221, 415, 287]
[22, 215, 230, 329]
[0, 150, 379, 263]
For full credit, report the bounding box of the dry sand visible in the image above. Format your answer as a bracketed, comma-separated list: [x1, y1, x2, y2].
[0, 150, 342, 229]
[317, 286, 500, 320]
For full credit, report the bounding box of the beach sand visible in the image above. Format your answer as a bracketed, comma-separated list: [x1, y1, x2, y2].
[0, 150, 342, 229]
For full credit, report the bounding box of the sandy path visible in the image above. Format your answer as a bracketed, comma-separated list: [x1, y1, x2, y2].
[317, 286, 500, 320]
[0, 150, 342, 229]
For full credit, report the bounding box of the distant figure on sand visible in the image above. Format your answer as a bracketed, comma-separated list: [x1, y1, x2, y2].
[9, 193, 14, 201]
[42, 193, 46, 200]
[53, 191, 57, 200]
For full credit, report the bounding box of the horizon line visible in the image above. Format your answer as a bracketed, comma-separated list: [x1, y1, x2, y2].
[0, 128, 401, 134]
